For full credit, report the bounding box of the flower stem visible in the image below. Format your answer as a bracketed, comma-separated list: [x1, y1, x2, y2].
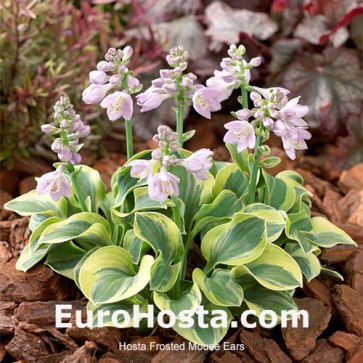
[171, 195, 181, 229]
[246, 135, 262, 204]
[125, 119, 133, 160]
[176, 95, 184, 147]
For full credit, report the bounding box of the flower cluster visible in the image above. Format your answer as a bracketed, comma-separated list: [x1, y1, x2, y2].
[82, 46, 141, 121]
[42, 96, 90, 164]
[207, 44, 261, 102]
[136, 46, 221, 119]
[128, 125, 213, 202]
[37, 96, 90, 201]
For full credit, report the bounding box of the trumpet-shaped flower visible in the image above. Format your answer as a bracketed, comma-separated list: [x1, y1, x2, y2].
[192, 86, 221, 119]
[128, 159, 154, 180]
[224, 121, 256, 152]
[100, 91, 133, 121]
[148, 170, 180, 203]
[82, 83, 115, 104]
[36, 165, 72, 201]
[181, 149, 213, 180]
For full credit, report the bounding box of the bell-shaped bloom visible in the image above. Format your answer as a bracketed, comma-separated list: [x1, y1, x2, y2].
[89, 70, 109, 85]
[206, 70, 236, 102]
[278, 96, 309, 127]
[41, 124, 57, 134]
[136, 88, 171, 112]
[192, 86, 221, 119]
[128, 159, 153, 180]
[224, 121, 256, 152]
[148, 170, 180, 203]
[181, 148, 213, 180]
[100, 91, 133, 121]
[82, 83, 115, 104]
[36, 165, 72, 201]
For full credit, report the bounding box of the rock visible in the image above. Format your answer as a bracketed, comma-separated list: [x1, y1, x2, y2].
[332, 284, 363, 336]
[322, 189, 343, 224]
[344, 250, 363, 295]
[300, 339, 344, 363]
[9, 217, 30, 257]
[320, 246, 357, 265]
[240, 329, 292, 363]
[0, 170, 19, 196]
[338, 190, 363, 227]
[5, 328, 50, 363]
[0, 241, 12, 263]
[0, 301, 17, 335]
[282, 298, 331, 361]
[152, 336, 208, 363]
[335, 222, 363, 244]
[338, 163, 363, 193]
[38, 351, 73, 363]
[302, 278, 333, 309]
[0, 259, 77, 302]
[18, 176, 37, 195]
[66, 310, 121, 350]
[328, 331, 362, 359]
[210, 350, 242, 363]
[348, 343, 363, 363]
[59, 341, 97, 363]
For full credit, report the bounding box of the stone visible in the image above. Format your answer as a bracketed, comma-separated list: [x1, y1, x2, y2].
[328, 331, 362, 358]
[210, 350, 242, 363]
[282, 298, 331, 360]
[344, 250, 363, 295]
[0, 241, 12, 263]
[302, 278, 333, 309]
[301, 339, 344, 363]
[338, 163, 363, 193]
[0, 259, 77, 302]
[18, 176, 37, 195]
[59, 341, 97, 363]
[152, 336, 208, 363]
[332, 284, 363, 336]
[5, 328, 50, 363]
[38, 351, 72, 363]
[0, 301, 17, 335]
[320, 247, 357, 265]
[9, 217, 30, 258]
[240, 329, 292, 363]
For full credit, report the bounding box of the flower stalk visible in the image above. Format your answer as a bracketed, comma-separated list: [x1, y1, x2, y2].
[125, 119, 134, 159]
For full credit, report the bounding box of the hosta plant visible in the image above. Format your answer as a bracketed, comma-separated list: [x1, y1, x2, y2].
[5, 44, 356, 347]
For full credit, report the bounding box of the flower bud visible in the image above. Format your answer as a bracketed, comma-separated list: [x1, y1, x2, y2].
[51, 138, 62, 153]
[151, 149, 162, 161]
[41, 124, 57, 134]
[109, 75, 121, 85]
[127, 76, 139, 89]
[249, 57, 262, 67]
[122, 46, 133, 61]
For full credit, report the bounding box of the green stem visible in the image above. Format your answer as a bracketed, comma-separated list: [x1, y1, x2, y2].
[242, 85, 248, 109]
[171, 195, 181, 229]
[180, 234, 194, 280]
[176, 96, 184, 147]
[71, 174, 88, 212]
[246, 135, 262, 204]
[125, 119, 133, 160]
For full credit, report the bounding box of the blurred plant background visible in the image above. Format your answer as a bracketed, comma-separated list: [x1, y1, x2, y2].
[1, 0, 362, 170]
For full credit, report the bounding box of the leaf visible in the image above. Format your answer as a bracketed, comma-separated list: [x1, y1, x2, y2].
[269, 39, 302, 75]
[37, 212, 112, 249]
[123, 229, 146, 265]
[309, 217, 357, 247]
[173, 304, 232, 347]
[201, 213, 267, 271]
[71, 165, 106, 213]
[282, 48, 363, 134]
[193, 268, 244, 307]
[212, 164, 249, 200]
[16, 244, 51, 272]
[150, 256, 181, 292]
[294, 15, 329, 45]
[154, 281, 202, 317]
[233, 244, 303, 291]
[4, 190, 67, 218]
[205, 1, 278, 51]
[244, 203, 286, 243]
[79, 246, 155, 304]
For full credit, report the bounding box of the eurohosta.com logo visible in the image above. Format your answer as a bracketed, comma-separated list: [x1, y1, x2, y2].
[55, 304, 309, 330]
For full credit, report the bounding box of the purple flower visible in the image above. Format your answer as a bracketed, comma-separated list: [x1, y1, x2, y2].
[100, 91, 133, 121]
[82, 83, 115, 104]
[224, 121, 256, 152]
[181, 149, 213, 180]
[41, 124, 57, 134]
[128, 159, 153, 180]
[57, 146, 72, 162]
[192, 86, 221, 119]
[278, 97, 309, 127]
[136, 88, 171, 112]
[206, 70, 237, 102]
[89, 70, 109, 85]
[148, 170, 180, 203]
[36, 165, 72, 201]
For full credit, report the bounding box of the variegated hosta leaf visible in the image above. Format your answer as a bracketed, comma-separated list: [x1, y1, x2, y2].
[233, 243, 303, 291]
[173, 304, 232, 347]
[226, 144, 249, 174]
[243, 284, 298, 318]
[244, 203, 286, 243]
[123, 229, 147, 264]
[71, 165, 106, 213]
[169, 163, 214, 232]
[154, 281, 202, 317]
[79, 246, 155, 304]
[285, 210, 316, 254]
[193, 268, 243, 307]
[150, 256, 181, 292]
[212, 164, 249, 200]
[321, 266, 344, 281]
[309, 217, 357, 247]
[284, 243, 321, 282]
[74, 248, 98, 289]
[87, 298, 149, 328]
[100, 192, 116, 231]
[113, 150, 151, 207]
[45, 242, 86, 280]
[4, 190, 67, 218]
[134, 212, 183, 264]
[263, 171, 296, 212]
[37, 212, 112, 249]
[201, 213, 267, 271]
[16, 243, 51, 272]
[112, 187, 167, 225]
[192, 190, 243, 237]
[29, 214, 52, 232]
